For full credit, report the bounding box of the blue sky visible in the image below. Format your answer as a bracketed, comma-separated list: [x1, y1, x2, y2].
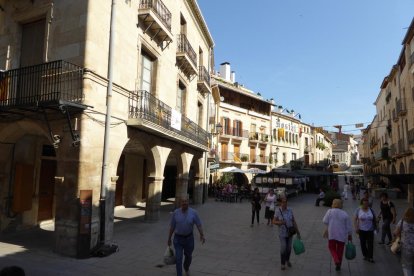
[198, 0, 414, 134]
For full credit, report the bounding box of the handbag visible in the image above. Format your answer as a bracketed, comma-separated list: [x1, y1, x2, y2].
[269, 203, 275, 211]
[163, 246, 176, 265]
[293, 238, 305, 255]
[279, 208, 297, 237]
[345, 241, 356, 260]
[391, 220, 404, 254]
[391, 237, 401, 254]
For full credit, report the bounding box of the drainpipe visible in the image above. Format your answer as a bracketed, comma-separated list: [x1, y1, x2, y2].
[100, 0, 116, 246]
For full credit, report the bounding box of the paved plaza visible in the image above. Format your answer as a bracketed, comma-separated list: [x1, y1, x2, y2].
[0, 193, 409, 275]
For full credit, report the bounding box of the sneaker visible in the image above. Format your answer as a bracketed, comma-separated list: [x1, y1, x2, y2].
[287, 261, 292, 268]
[281, 265, 286, 270]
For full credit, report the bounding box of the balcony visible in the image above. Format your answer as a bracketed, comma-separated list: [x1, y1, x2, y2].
[248, 132, 270, 143]
[0, 60, 85, 113]
[197, 66, 211, 95]
[396, 98, 407, 116]
[392, 109, 398, 122]
[128, 90, 208, 150]
[138, 0, 173, 48]
[176, 34, 197, 77]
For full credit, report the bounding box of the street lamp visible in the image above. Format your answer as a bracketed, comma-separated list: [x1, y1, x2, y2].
[273, 146, 279, 164]
[211, 122, 222, 136]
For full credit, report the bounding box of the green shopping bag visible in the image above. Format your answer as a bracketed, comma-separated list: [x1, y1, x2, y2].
[293, 238, 305, 255]
[345, 241, 356, 260]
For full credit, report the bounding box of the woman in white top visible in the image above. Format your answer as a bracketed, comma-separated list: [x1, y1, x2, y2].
[354, 198, 377, 263]
[264, 189, 277, 225]
[323, 199, 353, 271]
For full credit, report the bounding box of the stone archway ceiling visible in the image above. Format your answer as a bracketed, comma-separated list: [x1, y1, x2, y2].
[123, 140, 146, 155]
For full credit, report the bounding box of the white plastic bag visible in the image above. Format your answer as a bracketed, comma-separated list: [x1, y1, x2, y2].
[163, 246, 176, 265]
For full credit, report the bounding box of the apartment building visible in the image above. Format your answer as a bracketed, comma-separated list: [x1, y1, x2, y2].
[330, 132, 360, 168]
[363, 17, 414, 204]
[209, 63, 333, 185]
[209, 63, 273, 185]
[271, 110, 301, 168]
[0, 0, 214, 256]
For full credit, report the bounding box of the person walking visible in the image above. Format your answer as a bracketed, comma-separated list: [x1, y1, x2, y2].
[394, 207, 414, 276]
[273, 197, 301, 270]
[264, 189, 277, 225]
[322, 199, 353, 271]
[251, 187, 262, 226]
[354, 198, 377, 263]
[168, 196, 205, 276]
[377, 192, 396, 245]
[315, 188, 325, 207]
[343, 181, 349, 200]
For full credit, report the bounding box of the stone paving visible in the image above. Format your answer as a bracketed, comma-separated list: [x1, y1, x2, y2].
[0, 193, 409, 276]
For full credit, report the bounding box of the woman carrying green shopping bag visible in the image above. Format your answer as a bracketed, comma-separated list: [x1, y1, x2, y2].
[273, 197, 301, 271]
[322, 199, 353, 272]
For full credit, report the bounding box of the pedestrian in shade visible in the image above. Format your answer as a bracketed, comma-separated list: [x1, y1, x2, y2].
[168, 196, 205, 276]
[377, 192, 396, 245]
[354, 197, 377, 263]
[264, 189, 277, 225]
[251, 187, 262, 226]
[273, 197, 301, 270]
[323, 199, 353, 271]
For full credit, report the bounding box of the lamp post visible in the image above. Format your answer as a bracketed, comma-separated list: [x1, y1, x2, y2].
[272, 146, 279, 167]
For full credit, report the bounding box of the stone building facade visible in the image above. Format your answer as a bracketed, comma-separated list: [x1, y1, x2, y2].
[363, 17, 414, 205]
[0, 0, 214, 256]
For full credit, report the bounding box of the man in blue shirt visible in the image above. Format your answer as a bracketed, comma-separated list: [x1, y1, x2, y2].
[168, 196, 205, 276]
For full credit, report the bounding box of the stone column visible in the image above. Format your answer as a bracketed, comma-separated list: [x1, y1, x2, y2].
[145, 176, 164, 222]
[192, 177, 202, 205]
[175, 176, 189, 207]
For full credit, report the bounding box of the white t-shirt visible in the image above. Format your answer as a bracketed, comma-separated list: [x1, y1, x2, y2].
[323, 208, 352, 243]
[355, 208, 375, 231]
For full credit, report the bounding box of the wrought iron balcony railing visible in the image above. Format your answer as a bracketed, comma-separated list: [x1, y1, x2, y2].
[198, 66, 210, 85]
[128, 90, 208, 146]
[177, 34, 197, 68]
[396, 98, 407, 116]
[139, 0, 171, 31]
[0, 60, 84, 108]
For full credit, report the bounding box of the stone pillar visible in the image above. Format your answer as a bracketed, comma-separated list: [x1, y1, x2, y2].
[175, 176, 189, 207]
[192, 177, 202, 205]
[145, 176, 164, 222]
[408, 184, 414, 207]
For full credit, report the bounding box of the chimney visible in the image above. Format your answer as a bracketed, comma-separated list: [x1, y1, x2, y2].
[230, 71, 236, 83]
[219, 62, 231, 81]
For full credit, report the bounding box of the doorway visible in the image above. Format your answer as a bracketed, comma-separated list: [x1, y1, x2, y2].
[37, 159, 56, 221]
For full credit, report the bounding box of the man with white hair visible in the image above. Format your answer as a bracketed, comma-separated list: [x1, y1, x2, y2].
[168, 196, 205, 276]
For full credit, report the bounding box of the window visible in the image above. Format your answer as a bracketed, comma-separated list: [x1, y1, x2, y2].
[197, 102, 203, 127]
[234, 120, 242, 137]
[292, 153, 297, 160]
[177, 81, 186, 114]
[140, 52, 154, 93]
[222, 117, 231, 135]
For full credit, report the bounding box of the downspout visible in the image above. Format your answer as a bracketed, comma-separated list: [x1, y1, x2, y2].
[203, 46, 213, 203]
[100, 0, 116, 245]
